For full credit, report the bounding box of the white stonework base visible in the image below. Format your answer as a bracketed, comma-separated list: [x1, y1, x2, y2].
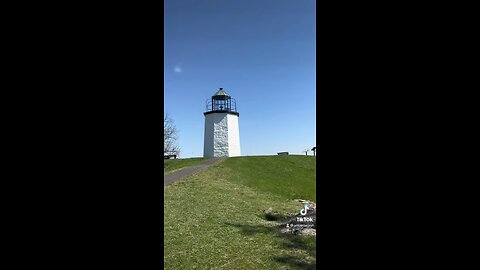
[203, 112, 241, 158]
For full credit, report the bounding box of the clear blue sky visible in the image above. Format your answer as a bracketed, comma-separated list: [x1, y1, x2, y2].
[164, 0, 316, 158]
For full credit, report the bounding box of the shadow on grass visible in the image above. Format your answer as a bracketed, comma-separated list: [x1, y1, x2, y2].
[224, 221, 316, 270]
[260, 211, 293, 222]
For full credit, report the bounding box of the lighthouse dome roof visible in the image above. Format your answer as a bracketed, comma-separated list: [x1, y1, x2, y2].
[213, 88, 230, 97]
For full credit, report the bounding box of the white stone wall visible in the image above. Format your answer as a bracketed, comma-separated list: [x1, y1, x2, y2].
[203, 112, 241, 157]
[213, 113, 229, 157]
[203, 114, 215, 158]
[227, 114, 241, 157]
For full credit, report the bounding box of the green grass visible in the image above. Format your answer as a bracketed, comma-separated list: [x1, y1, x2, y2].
[164, 155, 316, 270]
[219, 155, 316, 202]
[163, 157, 207, 175]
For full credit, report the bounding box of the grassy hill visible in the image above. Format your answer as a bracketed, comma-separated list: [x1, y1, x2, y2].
[164, 155, 316, 270]
[164, 157, 207, 175]
[220, 155, 316, 202]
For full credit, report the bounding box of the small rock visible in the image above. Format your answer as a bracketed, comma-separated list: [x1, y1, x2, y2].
[300, 228, 316, 236]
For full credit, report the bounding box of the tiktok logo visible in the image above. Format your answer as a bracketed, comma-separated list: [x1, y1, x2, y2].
[300, 203, 309, 216]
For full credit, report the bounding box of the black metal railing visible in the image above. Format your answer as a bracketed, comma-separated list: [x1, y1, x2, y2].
[205, 98, 237, 112]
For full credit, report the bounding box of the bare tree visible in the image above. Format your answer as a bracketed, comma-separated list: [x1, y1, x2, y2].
[164, 113, 180, 157]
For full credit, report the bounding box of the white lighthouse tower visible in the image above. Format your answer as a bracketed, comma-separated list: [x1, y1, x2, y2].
[203, 88, 241, 158]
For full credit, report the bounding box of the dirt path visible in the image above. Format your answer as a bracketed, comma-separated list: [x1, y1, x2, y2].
[164, 157, 226, 186]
